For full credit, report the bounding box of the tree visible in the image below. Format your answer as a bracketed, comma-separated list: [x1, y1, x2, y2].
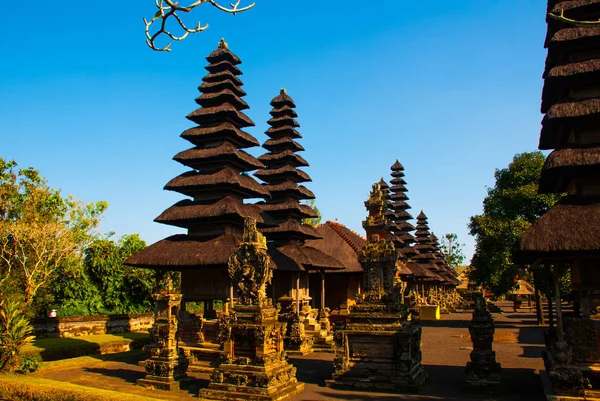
[439, 233, 465, 269]
[144, 0, 255, 52]
[468, 152, 562, 296]
[0, 158, 107, 311]
[302, 199, 322, 227]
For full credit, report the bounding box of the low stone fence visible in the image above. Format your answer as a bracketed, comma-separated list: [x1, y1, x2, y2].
[32, 313, 154, 339]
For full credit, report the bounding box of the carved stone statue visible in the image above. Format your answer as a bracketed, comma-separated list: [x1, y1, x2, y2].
[465, 293, 501, 387]
[200, 218, 304, 401]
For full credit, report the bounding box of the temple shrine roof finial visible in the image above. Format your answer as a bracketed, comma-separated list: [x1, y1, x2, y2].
[218, 38, 229, 49]
[280, 88, 287, 95]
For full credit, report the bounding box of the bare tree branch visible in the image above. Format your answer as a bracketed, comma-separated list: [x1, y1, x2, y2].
[548, 9, 600, 26]
[144, 0, 255, 52]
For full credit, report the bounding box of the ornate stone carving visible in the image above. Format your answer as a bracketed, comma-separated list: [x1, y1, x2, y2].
[465, 294, 501, 388]
[228, 218, 272, 306]
[327, 185, 426, 392]
[200, 218, 304, 401]
[137, 288, 189, 391]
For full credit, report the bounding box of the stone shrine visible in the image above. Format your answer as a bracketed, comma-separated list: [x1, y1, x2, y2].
[326, 183, 426, 392]
[200, 218, 304, 401]
[137, 276, 189, 390]
[465, 294, 501, 387]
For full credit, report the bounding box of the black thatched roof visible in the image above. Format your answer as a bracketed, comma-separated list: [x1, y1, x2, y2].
[155, 196, 274, 228]
[173, 142, 264, 172]
[518, 196, 600, 261]
[124, 233, 240, 270]
[257, 199, 318, 220]
[180, 123, 259, 149]
[258, 150, 308, 167]
[539, 146, 600, 193]
[165, 167, 270, 199]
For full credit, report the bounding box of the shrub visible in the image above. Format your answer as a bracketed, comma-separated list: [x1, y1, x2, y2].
[0, 299, 34, 372]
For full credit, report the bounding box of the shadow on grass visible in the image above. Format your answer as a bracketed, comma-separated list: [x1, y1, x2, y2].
[313, 365, 544, 401]
[25, 333, 151, 362]
[82, 366, 208, 397]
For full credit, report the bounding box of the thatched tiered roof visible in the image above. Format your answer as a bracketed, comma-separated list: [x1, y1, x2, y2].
[255, 89, 343, 271]
[388, 160, 418, 258]
[519, 1, 600, 263]
[430, 233, 459, 286]
[407, 211, 441, 283]
[126, 39, 270, 270]
[306, 221, 366, 273]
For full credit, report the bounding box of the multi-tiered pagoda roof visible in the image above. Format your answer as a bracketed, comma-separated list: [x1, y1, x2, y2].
[388, 160, 418, 259]
[519, 1, 600, 260]
[407, 211, 443, 283]
[256, 89, 342, 271]
[430, 233, 459, 286]
[125, 39, 272, 269]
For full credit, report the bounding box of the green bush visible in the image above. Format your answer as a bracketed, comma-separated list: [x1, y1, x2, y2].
[18, 356, 41, 374]
[0, 299, 34, 372]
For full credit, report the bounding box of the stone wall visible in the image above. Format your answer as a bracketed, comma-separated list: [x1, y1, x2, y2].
[32, 313, 154, 338]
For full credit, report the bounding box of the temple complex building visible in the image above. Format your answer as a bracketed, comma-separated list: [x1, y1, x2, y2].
[518, 0, 600, 396]
[307, 221, 365, 312]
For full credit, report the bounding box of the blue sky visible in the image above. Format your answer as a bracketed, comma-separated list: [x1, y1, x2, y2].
[1, 0, 547, 261]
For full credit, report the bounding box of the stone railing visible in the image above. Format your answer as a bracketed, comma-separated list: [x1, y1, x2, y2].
[32, 313, 154, 338]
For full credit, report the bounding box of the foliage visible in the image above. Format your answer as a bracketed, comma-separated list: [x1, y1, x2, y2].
[0, 299, 34, 372]
[468, 152, 563, 295]
[439, 233, 465, 269]
[49, 234, 153, 316]
[302, 199, 322, 227]
[0, 158, 107, 310]
[18, 356, 41, 374]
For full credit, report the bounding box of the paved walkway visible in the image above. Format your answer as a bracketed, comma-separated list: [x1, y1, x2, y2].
[32, 301, 546, 400]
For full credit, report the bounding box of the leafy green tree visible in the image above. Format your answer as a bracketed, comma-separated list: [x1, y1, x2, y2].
[302, 199, 322, 227]
[468, 152, 562, 296]
[0, 158, 107, 312]
[439, 233, 465, 269]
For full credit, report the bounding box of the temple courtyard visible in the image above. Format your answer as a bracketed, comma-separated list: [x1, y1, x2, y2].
[16, 301, 546, 400]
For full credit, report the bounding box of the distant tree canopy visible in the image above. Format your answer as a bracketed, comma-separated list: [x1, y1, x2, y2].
[302, 199, 322, 227]
[439, 233, 465, 269]
[468, 152, 563, 295]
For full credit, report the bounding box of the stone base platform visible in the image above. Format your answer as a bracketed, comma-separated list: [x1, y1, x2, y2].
[325, 361, 427, 393]
[136, 375, 192, 391]
[200, 361, 305, 401]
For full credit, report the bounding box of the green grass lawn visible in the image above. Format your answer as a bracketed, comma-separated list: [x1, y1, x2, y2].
[22, 332, 151, 361]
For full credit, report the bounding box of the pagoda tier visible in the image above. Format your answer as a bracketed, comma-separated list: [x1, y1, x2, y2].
[389, 160, 418, 259]
[255, 89, 322, 242]
[125, 39, 269, 270]
[407, 211, 442, 284]
[520, 0, 600, 262]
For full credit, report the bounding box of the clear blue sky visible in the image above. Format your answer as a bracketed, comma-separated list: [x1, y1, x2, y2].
[1, 0, 547, 262]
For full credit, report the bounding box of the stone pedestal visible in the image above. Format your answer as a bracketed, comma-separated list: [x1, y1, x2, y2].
[137, 290, 189, 391]
[200, 304, 304, 401]
[465, 295, 501, 388]
[326, 299, 427, 392]
[285, 312, 313, 355]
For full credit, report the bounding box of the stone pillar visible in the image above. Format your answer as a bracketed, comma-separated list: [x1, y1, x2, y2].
[137, 277, 189, 391]
[465, 294, 501, 388]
